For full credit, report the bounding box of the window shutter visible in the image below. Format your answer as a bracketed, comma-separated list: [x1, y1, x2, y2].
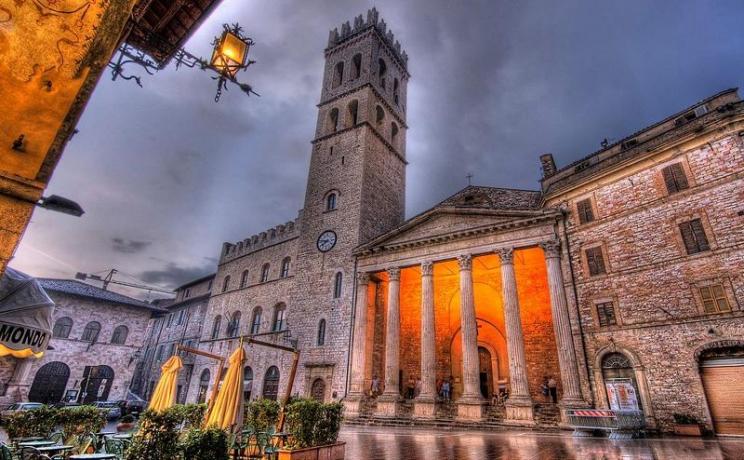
[585, 247, 606, 276]
[679, 221, 697, 254]
[690, 219, 710, 251]
[662, 163, 689, 194]
[577, 199, 595, 224]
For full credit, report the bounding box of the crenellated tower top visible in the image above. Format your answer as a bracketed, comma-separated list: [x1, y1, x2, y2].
[327, 8, 408, 71]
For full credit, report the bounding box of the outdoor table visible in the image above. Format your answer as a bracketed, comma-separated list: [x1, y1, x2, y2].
[112, 433, 132, 440]
[17, 440, 56, 447]
[69, 454, 117, 459]
[36, 445, 74, 454]
[13, 437, 44, 442]
[96, 431, 117, 436]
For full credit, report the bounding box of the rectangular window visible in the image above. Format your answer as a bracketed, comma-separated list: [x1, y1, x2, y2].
[699, 285, 731, 313]
[679, 219, 710, 254]
[662, 163, 689, 194]
[577, 198, 595, 224]
[585, 247, 607, 276]
[596, 301, 617, 327]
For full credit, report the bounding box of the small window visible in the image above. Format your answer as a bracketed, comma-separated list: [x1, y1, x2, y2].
[261, 264, 270, 283]
[333, 272, 343, 299]
[281, 257, 291, 278]
[222, 276, 231, 293]
[376, 105, 385, 124]
[679, 219, 710, 254]
[156, 345, 164, 361]
[352, 53, 362, 79]
[699, 284, 731, 313]
[662, 163, 690, 195]
[393, 78, 400, 105]
[207, 279, 213, 291]
[391, 122, 399, 142]
[250, 307, 262, 335]
[326, 192, 337, 211]
[328, 108, 339, 133]
[262, 366, 280, 400]
[596, 302, 617, 327]
[585, 247, 607, 277]
[577, 198, 595, 224]
[111, 325, 129, 344]
[177, 310, 185, 325]
[317, 319, 326, 346]
[211, 315, 222, 339]
[378, 59, 387, 89]
[184, 288, 191, 299]
[333, 61, 344, 88]
[240, 270, 250, 288]
[227, 311, 241, 337]
[81, 321, 101, 342]
[52, 317, 73, 339]
[347, 100, 358, 126]
[272, 304, 286, 332]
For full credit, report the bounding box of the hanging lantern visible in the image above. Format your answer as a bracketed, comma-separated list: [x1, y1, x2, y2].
[210, 27, 250, 78]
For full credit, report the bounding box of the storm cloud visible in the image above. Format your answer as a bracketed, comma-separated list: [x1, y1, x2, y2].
[11, 0, 744, 300]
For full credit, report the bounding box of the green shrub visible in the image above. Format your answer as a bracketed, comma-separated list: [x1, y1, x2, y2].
[5, 405, 58, 439]
[180, 427, 229, 460]
[125, 409, 182, 460]
[244, 399, 280, 433]
[285, 399, 344, 449]
[169, 403, 207, 428]
[57, 405, 106, 438]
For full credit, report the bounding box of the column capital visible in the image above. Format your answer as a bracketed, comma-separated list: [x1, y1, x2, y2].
[387, 267, 401, 281]
[495, 247, 514, 264]
[356, 272, 370, 285]
[457, 254, 472, 271]
[421, 261, 434, 276]
[540, 239, 561, 259]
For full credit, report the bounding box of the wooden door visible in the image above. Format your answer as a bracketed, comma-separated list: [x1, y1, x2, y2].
[701, 359, 744, 435]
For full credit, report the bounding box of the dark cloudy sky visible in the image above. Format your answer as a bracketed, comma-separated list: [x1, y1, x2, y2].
[11, 0, 744, 299]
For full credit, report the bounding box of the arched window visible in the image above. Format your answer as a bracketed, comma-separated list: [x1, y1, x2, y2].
[326, 192, 337, 211]
[351, 53, 362, 79]
[272, 303, 286, 332]
[52, 317, 73, 338]
[227, 311, 241, 337]
[391, 122, 399, 143]
[317, 319, 326, 346]
[243, 366, 253, 402]
[198, 369, 210, 403]
[378, 58, 387, 89]
[222, 275, 231, 293]
[280, 257, 291, 278]
[393, 78, 400, 104]
[81, 321, 101, 342]
[250, 307, 262, 335]
[240, 270, 250, 288]
[347, 99, 359, 127]
[332, 61, 344, 88]
[261, 263, 270, 283]
[328, 108, 339, 133]
[262, 366, 280, 400]
[211, 315, 222, 339]
[333, 272, 343, 299]
[111, 325, 128, 345]
[375, 105, 385, 124]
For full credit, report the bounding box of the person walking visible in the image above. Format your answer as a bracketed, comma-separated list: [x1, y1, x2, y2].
[370, 375, 380, 397]
[441, 379, 451, 401]
[541, 377, 550, 402]
[548, 376, 558, 403]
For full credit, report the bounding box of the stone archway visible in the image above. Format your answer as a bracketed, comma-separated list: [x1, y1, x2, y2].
[449, 319, 507, 400]
[594, 345, 655, 426]
[80, 365, 114, 404]
[28, 361, 70, 404]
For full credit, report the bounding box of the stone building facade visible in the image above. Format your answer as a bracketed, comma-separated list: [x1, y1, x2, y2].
[0, 279, 163, 405]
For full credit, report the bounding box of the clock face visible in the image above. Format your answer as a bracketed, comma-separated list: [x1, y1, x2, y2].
[317, 230, 337, 252]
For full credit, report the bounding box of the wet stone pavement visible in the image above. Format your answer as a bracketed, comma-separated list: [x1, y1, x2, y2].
[338, 426, 744, 460]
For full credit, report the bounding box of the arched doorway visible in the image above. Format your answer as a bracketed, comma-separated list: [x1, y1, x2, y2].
[79, 365, 114, 403]
[28, 362, 70, 404]
[699, 344, 744, 435]
[262, 366, 280, 401]
[310, 378, 326, 402]
[197, 369, 210, 403]
[601, 353, 641, 411]
[478, 347, 494, 399]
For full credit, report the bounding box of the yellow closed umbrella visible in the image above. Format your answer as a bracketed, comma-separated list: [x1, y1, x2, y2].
[148, 355, 183, 412]
[204, 343, 245, 430]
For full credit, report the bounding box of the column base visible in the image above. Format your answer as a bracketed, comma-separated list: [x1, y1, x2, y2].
[413, 397, 437, 419]
[456, 396, 486, 421]
[375, 394, 403, 418]
[343, 395, 365, 419]
[505, 396, 534, 423]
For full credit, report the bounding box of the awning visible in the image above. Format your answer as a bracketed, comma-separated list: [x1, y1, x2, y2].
[0, 267, 54, 358]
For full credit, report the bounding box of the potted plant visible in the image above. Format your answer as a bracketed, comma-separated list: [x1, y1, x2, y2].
[278, 399, 345, 460]
[180, 427, 229, 460]
[672, 413, 702, 436]
[117, 414, 136, 432]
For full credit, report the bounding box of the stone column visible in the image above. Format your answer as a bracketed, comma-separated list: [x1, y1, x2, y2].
[497, 248, 534, 422]
[414, 261, 437, 418]
[456, 254, 485, 420]
[540, 240, 584, 408]
[376, 267, 402, 417]
[344, 272, 370, 417]
[5, 358, 34, 403]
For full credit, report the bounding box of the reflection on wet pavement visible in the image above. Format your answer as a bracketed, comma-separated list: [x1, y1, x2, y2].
[339, 426, 744, 460]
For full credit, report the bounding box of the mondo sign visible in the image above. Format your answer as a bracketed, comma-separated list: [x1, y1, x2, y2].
[0, 322, 50, 356]
[0, 268, 54, 359]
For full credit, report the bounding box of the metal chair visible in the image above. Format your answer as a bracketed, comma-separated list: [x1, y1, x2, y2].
[0, 443, 13, 460]
[104, 438, 127, 459]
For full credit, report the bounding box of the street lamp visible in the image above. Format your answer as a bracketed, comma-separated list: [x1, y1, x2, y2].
[210, 25, 251, 78]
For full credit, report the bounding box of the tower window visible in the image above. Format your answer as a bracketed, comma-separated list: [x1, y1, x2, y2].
[250, 307, 262, 334]
[261, 263, 270, 283]
[222, 275, 231, 293]
[317, 319, 326, 346]
[333, 272, 342, 298]
[226, 311, 241, 337]
[281, 257, 291, 278]
[81, 321, 101, 342]
[272, 303, 286, 332]
[391, 122, 399, 143]
[393, 78, 400, 105]
[211, 315, 222, 339]
[53, 317, 73, 338]
[352, 54, 362, 79]
[240, 270, 249, 288]
[662, 163, 690, 195]
[333, 61, 344, 88]
[328, 108, 339, 133]
[376, 105, 385, 124]
[326, 192, 337, 211]
[378, 58, 387, 89]
[347, 100, 359, 127]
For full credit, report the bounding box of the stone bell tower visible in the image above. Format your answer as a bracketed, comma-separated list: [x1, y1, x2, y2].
[287, 8, 409, 398]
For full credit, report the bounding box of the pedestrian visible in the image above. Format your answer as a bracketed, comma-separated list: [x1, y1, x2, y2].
[441, 379, 450, 401]
[436, 379, 443, 399]
[447, 375, 455, 400]
[548, 376, 558, 403]
[371, 375, 380, 397]
[415, 377, 422, 398]
[406, 376, 416, 399]
[541, 377, 550, 402]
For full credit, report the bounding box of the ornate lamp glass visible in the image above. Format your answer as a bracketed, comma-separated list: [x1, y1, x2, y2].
[210, 29, 249, 78]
